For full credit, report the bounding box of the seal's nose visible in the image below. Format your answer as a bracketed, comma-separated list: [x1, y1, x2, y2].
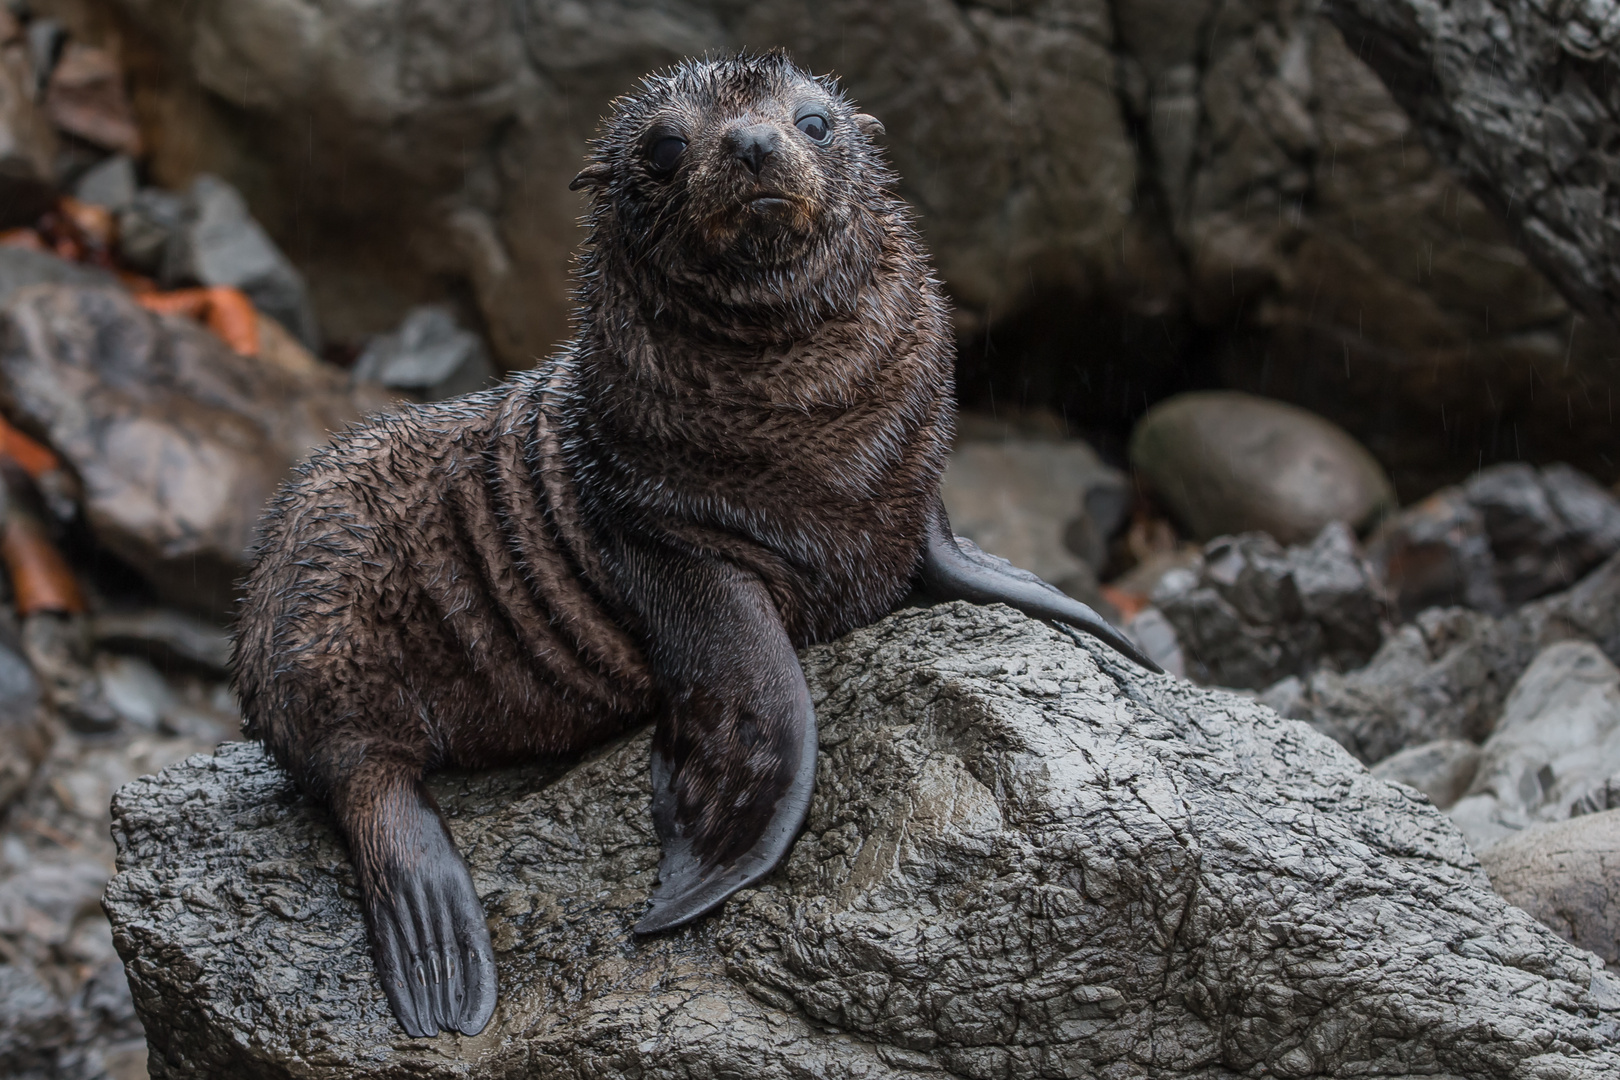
[728, 124, 779, 176]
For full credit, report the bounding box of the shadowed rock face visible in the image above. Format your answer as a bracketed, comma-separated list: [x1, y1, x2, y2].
[105, 604, 1620, 1079]
[0, 284, 392, 615]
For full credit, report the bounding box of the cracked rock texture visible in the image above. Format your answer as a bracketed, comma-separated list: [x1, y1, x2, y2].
[105, 604, 1620, 1079]
[1326, 0, 1620, 335]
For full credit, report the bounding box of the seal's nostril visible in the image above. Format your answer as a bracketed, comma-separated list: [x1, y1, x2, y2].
[729, 124, 779, 175]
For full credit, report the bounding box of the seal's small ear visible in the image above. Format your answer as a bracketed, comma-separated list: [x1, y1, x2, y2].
[570, 163, 611, 191]
[852, 113, 885, 137]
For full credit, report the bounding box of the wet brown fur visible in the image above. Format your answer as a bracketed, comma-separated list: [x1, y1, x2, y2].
[233, 52, 953, 959]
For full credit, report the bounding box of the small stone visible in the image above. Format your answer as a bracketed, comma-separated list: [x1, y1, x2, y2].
[1370, 738, 1481, 810]
[0, 963, 71, 1076]
[70, 153, 136, 211]
[1449, 641, 1620, 851]
[1153, 523, 1385, 689]
[942, 437, 1128, 583]
[20, 612, 115, 734]
[1477, 809, 1620, 967]
[94, 654, 174, 732]
[115, 187, 184, 274]
[23, 20, 62, 94]
[1366, 485, 1504, 619]
[1129, 391, 1396, 544]
[161, 174, 320, 349]
[43, 44, 141, 155]
[351, 305, 495, 401]
[0, 850, 110, 948]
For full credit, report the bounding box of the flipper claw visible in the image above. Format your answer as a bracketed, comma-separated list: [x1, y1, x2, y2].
[360, 789, 497, 1038]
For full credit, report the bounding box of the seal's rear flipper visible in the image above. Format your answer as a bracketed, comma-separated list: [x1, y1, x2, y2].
[603, 540, 817, 935]
[918, 497, 1164, 674]
[339, 767, 497, 1038]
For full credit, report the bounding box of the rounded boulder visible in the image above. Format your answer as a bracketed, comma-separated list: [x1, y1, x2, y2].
[1130, 391, 1396, 544]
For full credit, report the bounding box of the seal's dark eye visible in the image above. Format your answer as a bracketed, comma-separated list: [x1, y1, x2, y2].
[648, 137, 687, 174]
[795, 112, 831, 145]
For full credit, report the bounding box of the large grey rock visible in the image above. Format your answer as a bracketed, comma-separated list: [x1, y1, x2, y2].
[1151, 522, 1385, 689]
[0, 246, 115, 307]
[1449, 642, 1620, 852]
[1129, 391, 1395, 544]
[1479, 810, 1620, 969]
[940, 437, 1127, 586]
[105, 604, 1620, 1079]
[0, 284, 389, 614]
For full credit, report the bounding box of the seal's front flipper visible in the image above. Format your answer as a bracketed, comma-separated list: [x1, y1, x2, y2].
[343, 773, 497, 1038]
[603, 540, 816, 935]
[918, 497, 1164, 674]
[637, 691, 817, 932]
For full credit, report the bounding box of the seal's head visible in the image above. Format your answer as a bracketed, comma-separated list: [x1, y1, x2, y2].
[572, 52, 897, 324]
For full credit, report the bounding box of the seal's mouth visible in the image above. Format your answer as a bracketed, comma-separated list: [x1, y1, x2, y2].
[742, 191, 794, 211]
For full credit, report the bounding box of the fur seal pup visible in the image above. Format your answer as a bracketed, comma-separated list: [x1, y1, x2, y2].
[233, 52, 1160, 1040]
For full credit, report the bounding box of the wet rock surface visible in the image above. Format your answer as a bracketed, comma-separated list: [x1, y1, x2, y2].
[1130, 392, 1395, 544]
[106, 604, 1620, 1079]
[0, 284, 387, 614]
[1151, 522, 1385, 689]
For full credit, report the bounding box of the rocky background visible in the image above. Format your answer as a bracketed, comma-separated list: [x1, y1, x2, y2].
[0, 0, 1606, 1076]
